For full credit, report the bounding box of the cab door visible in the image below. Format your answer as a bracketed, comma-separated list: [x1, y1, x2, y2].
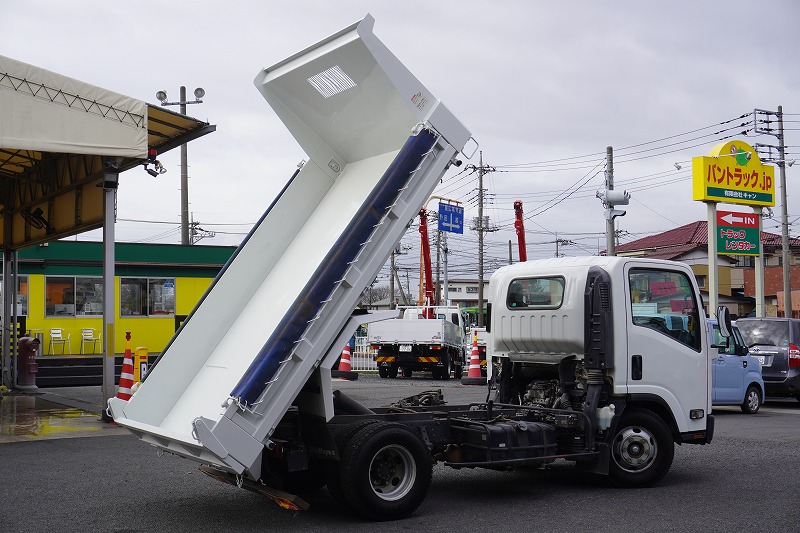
[625, 265, 709, 432]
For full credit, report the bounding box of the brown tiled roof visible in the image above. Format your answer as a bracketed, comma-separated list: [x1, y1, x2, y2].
[617, 221, 800, 256]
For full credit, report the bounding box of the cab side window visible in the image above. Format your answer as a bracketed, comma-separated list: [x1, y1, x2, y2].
[629, 268, 701, 351]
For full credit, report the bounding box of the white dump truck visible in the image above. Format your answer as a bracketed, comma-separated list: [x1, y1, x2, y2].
[368, 305, 466, 379]
[108, 15, 720, 522]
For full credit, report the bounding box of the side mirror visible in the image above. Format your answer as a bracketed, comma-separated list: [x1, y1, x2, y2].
[716, 306, 732, 339]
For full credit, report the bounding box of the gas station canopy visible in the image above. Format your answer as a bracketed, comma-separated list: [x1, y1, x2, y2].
[0, 54, 215, 251]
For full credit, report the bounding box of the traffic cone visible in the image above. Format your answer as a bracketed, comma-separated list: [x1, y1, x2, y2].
[338, 344, 352, 372]
[116, 332, 136, 400]
[461, 329, 486, 385]
[332, 344, 359, 381]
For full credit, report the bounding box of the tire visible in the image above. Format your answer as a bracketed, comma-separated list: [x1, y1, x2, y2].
[338, 422, 432, 521]
[454, 361, 463, 379]
[741, 385, 762, 414]
[388, 365, 399, 379]
[440, 355, 451, 380]
[378, 366, 389, 379]
[609, 409, 674, 487]
[325, 419, 381, 510]
[402, 368, 413, 378]
[431, 367, 442, 380]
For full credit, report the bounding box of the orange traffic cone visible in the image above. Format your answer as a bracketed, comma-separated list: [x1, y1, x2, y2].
[338, 344, 352, 372]
[461, 329, 486, 385]
[332, 343, 359, 381]
[116, 332, 136, 400]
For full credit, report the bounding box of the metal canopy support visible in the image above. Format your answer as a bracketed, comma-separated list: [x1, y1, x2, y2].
[101, 158, 119, 413]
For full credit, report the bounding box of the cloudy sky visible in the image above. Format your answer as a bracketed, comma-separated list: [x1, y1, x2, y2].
[4, 1, 799, 287]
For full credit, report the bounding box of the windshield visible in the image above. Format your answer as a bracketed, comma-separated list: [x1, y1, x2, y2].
[736, 320, 790, 347]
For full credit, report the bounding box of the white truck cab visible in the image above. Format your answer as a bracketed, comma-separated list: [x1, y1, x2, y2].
[488, 256, 714, 485]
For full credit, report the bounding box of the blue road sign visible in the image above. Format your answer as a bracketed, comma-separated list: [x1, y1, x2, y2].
[438, 203, 464, 234]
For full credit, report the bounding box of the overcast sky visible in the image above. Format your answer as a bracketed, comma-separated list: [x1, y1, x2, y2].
[4, 1, 800, 286]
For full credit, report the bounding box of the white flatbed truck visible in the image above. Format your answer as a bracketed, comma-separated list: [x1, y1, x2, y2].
[369, 305, 466, 379]
[108, 15, 719, 521]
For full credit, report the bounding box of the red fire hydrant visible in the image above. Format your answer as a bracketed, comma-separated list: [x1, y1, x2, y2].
[17, 337, 40, 391]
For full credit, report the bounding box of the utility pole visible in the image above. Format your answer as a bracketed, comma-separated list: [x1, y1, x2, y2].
[156, 86, 205, 245]
[477, 152, 485, 326]
[605, 146, 616, 256]
[390, 249, 396, 309]
[598, 146, 630, 256]
[755, 107, 793, 317]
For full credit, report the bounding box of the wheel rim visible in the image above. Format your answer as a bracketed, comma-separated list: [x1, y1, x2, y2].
[746, 390, 760, 411]
[613, 425, 657, 473]
[368, 444, 416, 501]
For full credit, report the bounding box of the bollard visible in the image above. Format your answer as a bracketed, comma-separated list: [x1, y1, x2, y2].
[17, 337, 40, 391]
[134, 347, 149, 383]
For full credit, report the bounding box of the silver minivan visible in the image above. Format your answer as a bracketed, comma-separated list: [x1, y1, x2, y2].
[736, 318, 800, 402]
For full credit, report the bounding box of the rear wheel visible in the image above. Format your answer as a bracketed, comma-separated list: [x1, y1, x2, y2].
[388, 365, 399, 379]
[740, 385, 762, 414]
[325, 420, 381, 510]
[338, 422, 432, 521]
[402, 368, 413, 378]
[378, 366, 389, 378]
[609, 409, 674, 487]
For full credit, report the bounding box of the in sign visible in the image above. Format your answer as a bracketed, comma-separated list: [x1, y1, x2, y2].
[716, 209, 760, 256]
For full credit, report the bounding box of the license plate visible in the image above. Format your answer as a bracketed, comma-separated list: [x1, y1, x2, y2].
[399, 344, 412, 352]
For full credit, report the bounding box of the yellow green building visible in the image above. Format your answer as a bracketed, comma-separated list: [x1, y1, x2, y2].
[4, 241, 236, 355]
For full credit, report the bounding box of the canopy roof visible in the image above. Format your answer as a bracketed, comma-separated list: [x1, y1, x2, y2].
[0, 54, 215, 250]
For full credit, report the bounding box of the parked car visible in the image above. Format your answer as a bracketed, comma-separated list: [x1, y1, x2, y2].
[736, 317, 800, 403]
[708, 319, 764, 414]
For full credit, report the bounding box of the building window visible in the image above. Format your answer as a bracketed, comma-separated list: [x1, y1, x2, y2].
[448, 286, 462, 293]
[736, 256, 754, 268]
[695, 275, 706, 288]
[45, 276, 103, 317]
[0, 275, 29, 316]
[466, 286, 479, 294]
[120, 278, 175, 316]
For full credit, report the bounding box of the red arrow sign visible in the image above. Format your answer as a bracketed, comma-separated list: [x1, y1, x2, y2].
[716, 210, 759, 228]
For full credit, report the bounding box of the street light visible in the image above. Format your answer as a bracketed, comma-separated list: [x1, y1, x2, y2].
[155, 86, 205, 245]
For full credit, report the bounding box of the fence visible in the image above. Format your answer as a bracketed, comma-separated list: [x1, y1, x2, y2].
[350, 336, 378, 372]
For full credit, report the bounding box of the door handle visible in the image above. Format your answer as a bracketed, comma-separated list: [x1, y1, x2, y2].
[632, 354, 642, 380]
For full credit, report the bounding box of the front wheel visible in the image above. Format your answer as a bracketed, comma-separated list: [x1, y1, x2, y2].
[741, 385, 762, 414]
[609, 409, 674, 487]
[338, 422, 432, 521]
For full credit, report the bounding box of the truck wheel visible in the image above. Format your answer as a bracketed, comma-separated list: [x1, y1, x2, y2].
[740, 385, 762, 414]
[440, 355, 451, 380]
[339, 422, 432, 521]
[378, 366, 389, 378]
[609, 409, 674, 487]
[454, 362, 463, 379]
[402, 368, 413, 378]
[325, 420, 381, 510]
[388, 365, 399, 379]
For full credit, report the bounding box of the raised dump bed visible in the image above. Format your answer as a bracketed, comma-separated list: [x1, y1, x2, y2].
[108, 15, 472, 480]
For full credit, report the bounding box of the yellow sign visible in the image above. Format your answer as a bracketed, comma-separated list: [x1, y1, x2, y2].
[692, 140, 775, 207]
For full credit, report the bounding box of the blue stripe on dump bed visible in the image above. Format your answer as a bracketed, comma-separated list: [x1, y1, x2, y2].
[231, 128, 437, 407]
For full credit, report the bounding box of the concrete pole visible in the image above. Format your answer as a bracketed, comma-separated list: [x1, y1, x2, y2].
[442, 231, 449, 306]
[776, 106, 792, 317]
[180, 86, 190, 246]
[606, 146, 616, 256]
[477, 152, 485, 328]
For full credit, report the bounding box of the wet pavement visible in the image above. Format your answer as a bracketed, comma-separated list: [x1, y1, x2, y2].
[0, 387, 129, 443]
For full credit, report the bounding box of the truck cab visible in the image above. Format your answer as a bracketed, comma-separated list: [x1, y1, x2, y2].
[489, 256, 715, 486]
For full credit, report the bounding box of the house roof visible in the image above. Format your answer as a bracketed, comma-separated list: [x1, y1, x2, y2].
[617, 220, 800, 258]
